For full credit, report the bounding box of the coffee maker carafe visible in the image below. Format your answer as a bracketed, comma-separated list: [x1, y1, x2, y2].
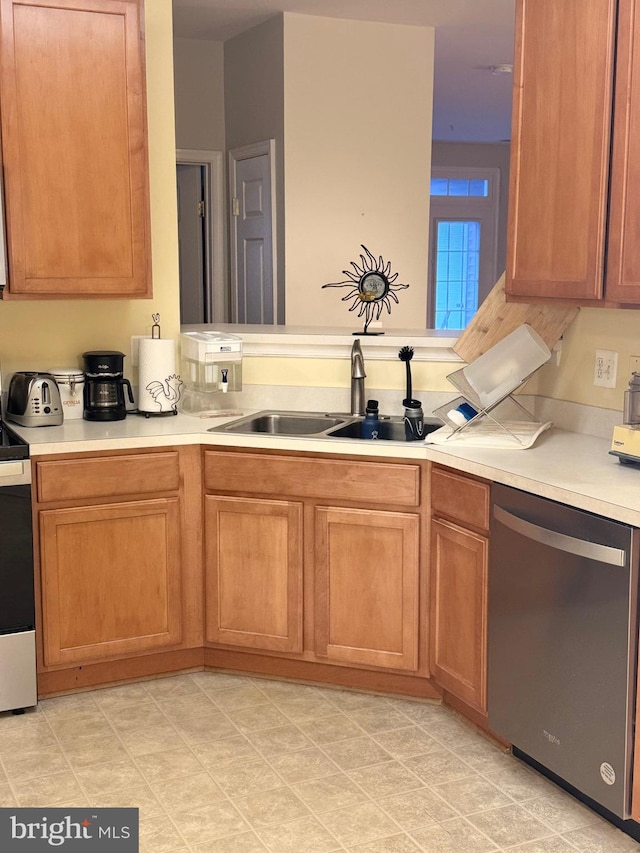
[82, 351, 134, 421]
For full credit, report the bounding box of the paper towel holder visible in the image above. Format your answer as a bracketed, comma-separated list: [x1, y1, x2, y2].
[137, 313, 183, 418]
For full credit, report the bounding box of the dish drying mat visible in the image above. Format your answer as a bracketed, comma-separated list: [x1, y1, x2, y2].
[427, 419, 552, 449]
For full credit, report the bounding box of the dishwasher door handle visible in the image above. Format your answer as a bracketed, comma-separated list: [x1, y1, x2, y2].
[493, 505, 627, 566]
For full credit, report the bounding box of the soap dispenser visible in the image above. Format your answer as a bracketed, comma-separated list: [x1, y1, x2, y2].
[360, 399, 381, 439]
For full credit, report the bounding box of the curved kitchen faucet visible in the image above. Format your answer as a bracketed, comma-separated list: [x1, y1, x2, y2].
[350, 339, 366, 416]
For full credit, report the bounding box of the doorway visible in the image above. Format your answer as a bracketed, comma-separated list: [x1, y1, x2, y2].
[176, 148, 226, 324]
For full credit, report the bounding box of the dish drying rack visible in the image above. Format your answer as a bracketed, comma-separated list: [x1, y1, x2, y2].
[432, 324, 552, 447]
[433, 368, 542, 446]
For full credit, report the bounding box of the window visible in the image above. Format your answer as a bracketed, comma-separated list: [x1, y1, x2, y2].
[434, 220, 480, 330]
[428, 167, 500, 330]
[431, 178, 489, 198]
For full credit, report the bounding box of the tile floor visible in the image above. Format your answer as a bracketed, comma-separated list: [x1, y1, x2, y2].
[0, 671, 637, 852]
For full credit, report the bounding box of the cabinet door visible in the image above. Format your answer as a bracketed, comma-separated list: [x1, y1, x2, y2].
[205, 496, 303, 653]
[430, 517, 488, 711]
[606, 0, 640, 303]
[40, 499, 182, 666]
[506, 0, 616, 301]
[315, 507, 419, 671]
[0, 0, 151, 297]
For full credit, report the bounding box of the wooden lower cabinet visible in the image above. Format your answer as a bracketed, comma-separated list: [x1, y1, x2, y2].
[203, 449, 427, 677]
[429, 517, 488, 710]
[315, 506, 420, 671]
[36, 445, 434, 696]
[40, 499, 182, 666]
[429, 466, 490, 716]
[34, 446, 204, 692]
[204, 495, 303, 653]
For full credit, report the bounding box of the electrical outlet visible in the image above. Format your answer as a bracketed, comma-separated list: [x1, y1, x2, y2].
[594, 349, 618, 388]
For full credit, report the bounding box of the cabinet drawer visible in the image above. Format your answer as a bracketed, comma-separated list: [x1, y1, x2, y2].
[431, 467, 490, 531]
[204, 451, 420, 506]
[36, 452, 181, 503]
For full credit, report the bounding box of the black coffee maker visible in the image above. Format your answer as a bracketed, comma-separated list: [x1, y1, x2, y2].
[82, 351, 134, 421]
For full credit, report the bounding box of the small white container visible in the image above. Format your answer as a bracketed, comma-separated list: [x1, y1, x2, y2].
[48, 368, 85, 420]
[180, 331, 242, 393]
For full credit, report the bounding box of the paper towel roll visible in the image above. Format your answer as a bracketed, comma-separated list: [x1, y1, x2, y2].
[138, 338, 183, 414]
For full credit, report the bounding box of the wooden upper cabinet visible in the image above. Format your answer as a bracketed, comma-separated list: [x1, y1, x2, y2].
[506, 0, 617, 302]
[607, 0, 640, 303]
[0, 0, 152, 298]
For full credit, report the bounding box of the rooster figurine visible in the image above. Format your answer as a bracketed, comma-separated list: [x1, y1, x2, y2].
[145, 373, 183, 413]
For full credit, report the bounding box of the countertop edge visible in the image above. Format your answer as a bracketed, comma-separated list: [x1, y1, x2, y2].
[15, 415, 640, 527]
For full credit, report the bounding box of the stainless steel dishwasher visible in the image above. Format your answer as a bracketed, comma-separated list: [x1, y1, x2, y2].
[488, 484, 639, 826]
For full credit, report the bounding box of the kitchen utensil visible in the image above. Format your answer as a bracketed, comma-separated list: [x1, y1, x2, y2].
[82, 351, 134, 421]
[453, 273, 579, 365]
[610, 373, 640, 463]
[398, 346, 415, 406]
[6, 372, 63, 427]
[623, 373, 640, 425]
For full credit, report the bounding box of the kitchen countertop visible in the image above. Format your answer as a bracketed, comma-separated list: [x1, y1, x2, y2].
[12, 411, 640, 527]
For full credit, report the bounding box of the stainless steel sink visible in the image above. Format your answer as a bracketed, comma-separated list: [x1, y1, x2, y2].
[209, 411, 349, 436]
[209, 410, 443, 441]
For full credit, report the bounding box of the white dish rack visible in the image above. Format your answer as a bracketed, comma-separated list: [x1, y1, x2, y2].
[432, 324, 552, 447]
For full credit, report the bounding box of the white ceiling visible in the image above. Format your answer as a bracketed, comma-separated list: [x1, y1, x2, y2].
[171, 0, 515, 142]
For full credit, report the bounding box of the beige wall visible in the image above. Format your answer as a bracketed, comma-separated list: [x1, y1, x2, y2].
[0, 0, 180, 381]
[173, 37, 225, 151]
[224, 17, 284, 152]
[528, 308, 640, 412]
[283, 15, 434, 329]
[242, 354, 454, 394]
[224, 17, 285, 319]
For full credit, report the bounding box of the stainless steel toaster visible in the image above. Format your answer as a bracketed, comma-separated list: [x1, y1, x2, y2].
[6, 372, 63, 427]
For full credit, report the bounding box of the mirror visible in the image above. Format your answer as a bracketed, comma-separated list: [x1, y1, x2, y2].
[172, 2, 514, 330]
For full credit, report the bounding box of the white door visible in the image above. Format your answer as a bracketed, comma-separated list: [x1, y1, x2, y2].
[229, 140, 277, 324]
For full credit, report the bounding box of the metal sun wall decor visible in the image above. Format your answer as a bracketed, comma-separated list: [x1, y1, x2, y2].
[322, 245, 410, 335]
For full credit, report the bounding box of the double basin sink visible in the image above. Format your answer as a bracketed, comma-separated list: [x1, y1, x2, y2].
[209, 410, 443, 442]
